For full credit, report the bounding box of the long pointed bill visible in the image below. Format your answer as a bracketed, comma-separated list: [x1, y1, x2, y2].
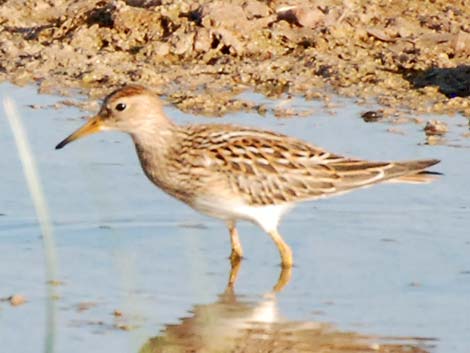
[55, 116, 104, 149]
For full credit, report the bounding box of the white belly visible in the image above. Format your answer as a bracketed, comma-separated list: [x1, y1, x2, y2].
[191, 196, 294, 232]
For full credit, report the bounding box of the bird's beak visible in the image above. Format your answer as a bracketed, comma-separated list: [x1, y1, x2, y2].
[55, 115, 104, 150]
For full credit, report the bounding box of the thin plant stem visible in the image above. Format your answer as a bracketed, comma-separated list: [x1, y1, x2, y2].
[3, 97, 59, 353]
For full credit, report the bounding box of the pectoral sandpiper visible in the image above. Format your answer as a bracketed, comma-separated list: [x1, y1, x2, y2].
[56, 85, 440, 268]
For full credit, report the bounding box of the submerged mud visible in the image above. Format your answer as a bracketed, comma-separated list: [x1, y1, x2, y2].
[1, 0, 470, 118]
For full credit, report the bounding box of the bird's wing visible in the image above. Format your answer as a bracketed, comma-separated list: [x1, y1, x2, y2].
[187, 124, 404, 206]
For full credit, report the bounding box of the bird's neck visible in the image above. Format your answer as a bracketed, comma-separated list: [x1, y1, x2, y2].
[131, 123, 173, 145]
[130, 125, 181, 188]
[129, 114, 177, 145]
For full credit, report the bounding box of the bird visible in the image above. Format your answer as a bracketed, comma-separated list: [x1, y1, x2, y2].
[56, 85, 440, 269]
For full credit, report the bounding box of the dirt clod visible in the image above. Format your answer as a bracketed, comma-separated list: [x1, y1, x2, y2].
[424, 120, 449, 136]
[361, 110, 384, 123]
[0, 0, 470, 117]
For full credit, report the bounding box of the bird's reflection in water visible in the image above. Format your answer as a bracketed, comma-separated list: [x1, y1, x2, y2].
[139, 263, 434, 353]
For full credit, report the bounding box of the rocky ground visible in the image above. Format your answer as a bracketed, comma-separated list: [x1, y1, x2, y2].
[1, 0, 470, 122]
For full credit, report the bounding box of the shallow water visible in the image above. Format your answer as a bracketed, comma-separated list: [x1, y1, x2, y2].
[1, 83, 469, 353]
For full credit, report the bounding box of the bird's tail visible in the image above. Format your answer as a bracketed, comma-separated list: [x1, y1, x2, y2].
[386, 159, 441, 184]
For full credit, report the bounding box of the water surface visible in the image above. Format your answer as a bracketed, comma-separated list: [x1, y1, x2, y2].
[1, 83, 469, 353]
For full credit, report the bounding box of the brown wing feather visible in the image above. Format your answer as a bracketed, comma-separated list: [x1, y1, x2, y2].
[181, 124, 439, 206]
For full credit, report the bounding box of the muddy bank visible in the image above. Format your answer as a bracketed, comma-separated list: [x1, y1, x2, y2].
[1, 0, 470, 117]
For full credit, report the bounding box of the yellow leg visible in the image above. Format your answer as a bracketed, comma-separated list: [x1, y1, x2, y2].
[227, 258, 241, 289]
[227, 221, 243, 265]
[268, 229, 293, 268]
[273, 266, 292, 292]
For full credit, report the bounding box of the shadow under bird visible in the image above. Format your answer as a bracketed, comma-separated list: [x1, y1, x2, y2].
[56, 85, 440, 269]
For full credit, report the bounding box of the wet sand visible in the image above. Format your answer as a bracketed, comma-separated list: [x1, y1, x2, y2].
[1, 0, 470, 119]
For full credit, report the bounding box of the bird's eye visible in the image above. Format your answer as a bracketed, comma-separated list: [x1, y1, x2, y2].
[115, 103, 126, 111]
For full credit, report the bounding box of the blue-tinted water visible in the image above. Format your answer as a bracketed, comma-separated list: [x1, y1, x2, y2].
[1, 83, 469, 353]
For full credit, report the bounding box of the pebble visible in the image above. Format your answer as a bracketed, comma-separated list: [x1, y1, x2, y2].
[9, 294, 26, 306]
[424, 120, 448, 136]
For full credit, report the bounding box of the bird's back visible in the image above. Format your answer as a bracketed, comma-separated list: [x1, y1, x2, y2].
[167, 123, 440, 207]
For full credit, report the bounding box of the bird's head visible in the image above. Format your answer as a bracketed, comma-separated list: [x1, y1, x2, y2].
[56, 85, 169, 149]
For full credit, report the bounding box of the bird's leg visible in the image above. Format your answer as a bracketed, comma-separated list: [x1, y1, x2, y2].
[273, 266, 292, 292]
[267, 229, 293, 268]
[227, 221, 243, 265]
[227, 257, 242, 290]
